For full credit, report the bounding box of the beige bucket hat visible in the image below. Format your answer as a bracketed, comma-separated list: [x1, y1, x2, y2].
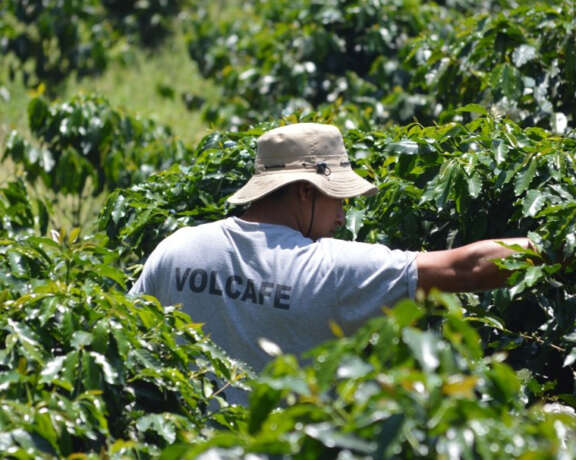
[227, 123, 377, 205]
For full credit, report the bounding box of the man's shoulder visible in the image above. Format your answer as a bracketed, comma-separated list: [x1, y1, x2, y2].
[172, 219, 228, 236]
[156, 219, 228, 249]
[318, 237, 419, 265]
[317, 237, 376, 251]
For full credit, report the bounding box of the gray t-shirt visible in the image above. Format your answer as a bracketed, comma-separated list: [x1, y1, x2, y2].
[131, 217, 419, 372]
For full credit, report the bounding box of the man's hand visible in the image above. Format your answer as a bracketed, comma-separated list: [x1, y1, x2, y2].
[416, 238, 534, 293]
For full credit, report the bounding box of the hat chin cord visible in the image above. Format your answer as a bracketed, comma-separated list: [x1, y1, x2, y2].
[305, 192, 317, 239]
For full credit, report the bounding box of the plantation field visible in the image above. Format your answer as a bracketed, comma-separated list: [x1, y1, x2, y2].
[0, 0, 575, 458]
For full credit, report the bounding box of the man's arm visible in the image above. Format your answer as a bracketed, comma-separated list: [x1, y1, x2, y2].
[416, 238, 533, 293]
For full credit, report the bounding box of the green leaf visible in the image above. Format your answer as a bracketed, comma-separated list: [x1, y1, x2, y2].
[90, 351, 119, 385]
[402, 328, 440, 372]
[136, 414, 177, 444]
[443, 317, 482, 361]
[40, 356, 67, 384]
[82, 352, 101, 390]
[304, 422, 375, 453]
[33, 412, 60, 455]
[346, 208, 365, 241]
[7, 319, 43, 363]
[71, 331, 93, 349]
[388, 299, 424, 328]
[467, 172, 482, 198]
[455, 104, 488, 116]
[374, 414, 404, 458]
[486, 362, 521, 404]
[499, 64, 522, 101]
[385, 141, 419, 155]
[514, 159, 537, 195]
[0, 371, 23, 391]
[523, 265, 546, 287]
[563, 348, 576, 367]
[248, 385, 283, 435]
[111, 327, 130, 360]
[91, 263, 127, 288]
[61, 350, 80, 386]
[257, 375, 309, 395]
[522, 189, 547, 217]
[467, 315, 505, 331]
[492, 139, 508, 165]
[336, 355, 373, 379]
[28, 97, 50, 134]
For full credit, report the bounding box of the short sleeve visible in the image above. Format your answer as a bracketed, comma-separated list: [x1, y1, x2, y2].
[319, 239, 419, 333]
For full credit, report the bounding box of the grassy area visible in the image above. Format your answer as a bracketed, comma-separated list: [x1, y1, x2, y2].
[0, 18, 226, 232]
[0, 15, 222, 153]
[1, 37, 218, 142]
[60, 32, 220, 146]
[0, 74, 32, 185]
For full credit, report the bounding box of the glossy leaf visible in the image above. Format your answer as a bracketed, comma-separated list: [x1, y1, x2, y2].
[403, 328, 440, 372]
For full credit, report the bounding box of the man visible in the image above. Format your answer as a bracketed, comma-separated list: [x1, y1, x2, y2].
[131, 123, 532, 402]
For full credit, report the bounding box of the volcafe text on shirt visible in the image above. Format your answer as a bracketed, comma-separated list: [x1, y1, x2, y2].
[175, 267, 291, 310]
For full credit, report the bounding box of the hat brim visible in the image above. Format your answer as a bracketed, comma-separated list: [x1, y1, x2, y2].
[227, 169, 378, 205]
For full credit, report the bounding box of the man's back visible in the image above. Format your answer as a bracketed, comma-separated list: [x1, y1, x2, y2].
[131, 217, 418, 372]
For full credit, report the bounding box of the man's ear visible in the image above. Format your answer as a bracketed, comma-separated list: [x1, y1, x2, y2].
[295, 182, 317, 203]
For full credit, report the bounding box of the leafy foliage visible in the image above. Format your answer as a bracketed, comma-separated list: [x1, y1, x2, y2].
[2, 0, 576, 456]
[187, 0, 452, 129]
[0, 214, 250, 457]
[167, 295, 576, 458]
[408, 1, 576, 131]
[101, 0, 185, 47]
[0, 178, 49, 238]
[186, 0, 574, 132]
[341, 115, 576, 402]
[0, 0, 111, 90]
[99, 128, 258, 259]
[0, 0, 188, 91]
[3, 95, 192, 199]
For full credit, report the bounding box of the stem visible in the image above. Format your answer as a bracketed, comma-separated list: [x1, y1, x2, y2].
[74, 184, 85, 229]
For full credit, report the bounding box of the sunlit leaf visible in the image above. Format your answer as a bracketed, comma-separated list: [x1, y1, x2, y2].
[442, 375, 478, 398]
[136, 414, 177, 444]
[40, 356, 67, 384]
[71, 331, 93, 350]
[512, 44, 537, 67]
[346, 208, 365, 241]
[387, 299, 424, 328]
[514, 158, 538, 195]
[522, 189, 547, 217]
[403, 328, 440, 372]
[304, 422, 375, 452]
[336, 355, 373, 379]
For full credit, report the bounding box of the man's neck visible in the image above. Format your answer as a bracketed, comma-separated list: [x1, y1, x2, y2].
[240, 199, 302, 233]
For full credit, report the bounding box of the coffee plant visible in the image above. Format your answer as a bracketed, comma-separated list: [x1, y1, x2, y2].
[187, 0, 453, 129]
[0, 180, 250, 457]
[407, 1, 576, 130]
[0, 178, 50, 238]
[186, 0, 574, 132]
[169, 295, 576, 458]
[99, 111, 576, 408]
[0, 0, 110, 90]
[0, 0, 189, 92]
[3, 95, 193, 227]
[99, 127, 260, 260]
[1, 0, 576, 457]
